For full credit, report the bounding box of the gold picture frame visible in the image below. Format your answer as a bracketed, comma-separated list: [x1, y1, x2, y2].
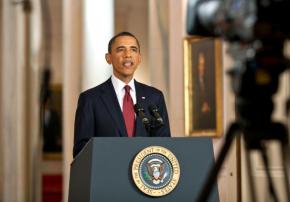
[184, 36, 223, 137]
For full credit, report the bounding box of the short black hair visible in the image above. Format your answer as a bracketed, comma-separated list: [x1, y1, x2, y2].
[108, 32, 140, 53]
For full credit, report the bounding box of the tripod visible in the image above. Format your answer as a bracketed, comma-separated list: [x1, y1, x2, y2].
[196, 120, 290, 202]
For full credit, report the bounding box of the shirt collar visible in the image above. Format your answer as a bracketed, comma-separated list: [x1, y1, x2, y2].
[111, 74, 135, 93]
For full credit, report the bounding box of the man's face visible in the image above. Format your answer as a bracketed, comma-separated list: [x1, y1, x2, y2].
[105, 36, 141, 83]
[198, 53, 205, 77]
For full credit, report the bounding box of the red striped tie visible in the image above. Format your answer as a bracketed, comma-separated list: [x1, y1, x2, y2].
[122, 85, 135, 137]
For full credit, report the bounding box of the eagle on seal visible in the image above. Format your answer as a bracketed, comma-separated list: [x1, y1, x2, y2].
[146, 158, 167, 185]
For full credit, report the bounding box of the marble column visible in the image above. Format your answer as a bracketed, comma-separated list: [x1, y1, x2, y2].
[1, 2, 26, 201]
[148, 0, 169, 100]
[0, 0, 41, 201]
[168, 0, 186, 136]
[62, 1, 83, 201]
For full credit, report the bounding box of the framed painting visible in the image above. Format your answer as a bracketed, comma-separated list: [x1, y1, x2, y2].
[42, 84, 63, 159]
[184, 36, 223, 137]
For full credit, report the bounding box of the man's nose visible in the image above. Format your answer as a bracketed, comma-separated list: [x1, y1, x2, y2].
[124, 49, 132, 57]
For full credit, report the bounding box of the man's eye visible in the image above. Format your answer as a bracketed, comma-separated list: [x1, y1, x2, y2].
[117, 48, 125, 52]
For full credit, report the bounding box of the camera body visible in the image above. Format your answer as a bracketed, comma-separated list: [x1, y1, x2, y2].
[187, 0, 290, 42]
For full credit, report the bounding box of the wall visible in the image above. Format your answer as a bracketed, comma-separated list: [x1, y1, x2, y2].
[49, 0, 63, 85]
[148, 0, 170, 102]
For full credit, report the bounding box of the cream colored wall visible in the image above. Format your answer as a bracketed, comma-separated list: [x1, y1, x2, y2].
[149, 0, 170, 103]
[49, 0, 63, 85]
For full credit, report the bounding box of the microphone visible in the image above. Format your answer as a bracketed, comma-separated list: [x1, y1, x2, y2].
[149, 104, 164, 126]
[134, 104, 150, 130]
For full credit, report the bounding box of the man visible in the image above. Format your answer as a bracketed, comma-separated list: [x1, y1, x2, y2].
[73, 32, 171, 157]
[195, 52, 216, 130]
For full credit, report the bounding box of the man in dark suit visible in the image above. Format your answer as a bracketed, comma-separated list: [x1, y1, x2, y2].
[194, 52, 216, 130]
[73, 32, 171, 157]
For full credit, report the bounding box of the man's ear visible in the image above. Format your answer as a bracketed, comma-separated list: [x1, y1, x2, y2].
[105, 53, 112, 64]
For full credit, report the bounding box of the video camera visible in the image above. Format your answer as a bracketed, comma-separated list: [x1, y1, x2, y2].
[187, 0, 290, 42]
[187, 0, 290, 131]
[187, 2, 290, 201]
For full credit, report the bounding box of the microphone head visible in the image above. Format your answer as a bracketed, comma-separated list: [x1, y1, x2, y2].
[142, 117, 150, 125]
[135, 103, 150, 126]
[149, 104, 164, 126]
[134, 103, 144, 113]
[148, 104, 158, 112]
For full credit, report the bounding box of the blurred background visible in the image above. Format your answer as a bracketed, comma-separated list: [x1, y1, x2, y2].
[1, 0, 290, 201]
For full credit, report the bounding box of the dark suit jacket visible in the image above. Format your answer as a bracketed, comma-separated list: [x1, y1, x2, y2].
[73, 78, 171, 157]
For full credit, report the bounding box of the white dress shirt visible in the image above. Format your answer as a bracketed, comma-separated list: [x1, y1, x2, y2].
[111, 74, 136, 111]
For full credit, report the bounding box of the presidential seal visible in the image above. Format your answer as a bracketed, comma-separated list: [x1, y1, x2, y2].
[132, 146, 180, 197]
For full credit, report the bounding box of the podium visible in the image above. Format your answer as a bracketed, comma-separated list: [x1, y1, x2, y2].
[69, 137, 219, 202]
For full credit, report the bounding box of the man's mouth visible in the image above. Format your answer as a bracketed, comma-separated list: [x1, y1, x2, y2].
[123, 61, 134, 67]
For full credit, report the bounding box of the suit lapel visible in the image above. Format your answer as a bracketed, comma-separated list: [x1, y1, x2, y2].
[100, 79, 127, 137]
